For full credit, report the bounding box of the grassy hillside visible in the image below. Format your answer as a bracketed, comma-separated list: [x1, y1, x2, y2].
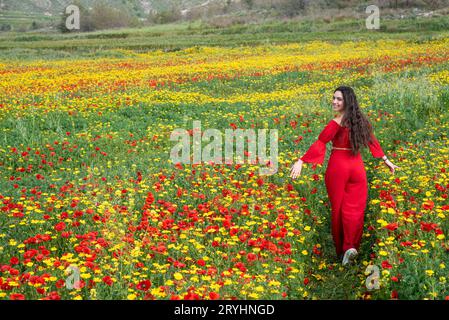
[0, 14, 447, 61]
[0, 0, 208, 14]
[0, 0, 448, 32]
[0, 0, 212, 31]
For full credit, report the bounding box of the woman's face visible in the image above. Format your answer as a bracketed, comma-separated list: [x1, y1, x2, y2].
[332, 90, 345, 113]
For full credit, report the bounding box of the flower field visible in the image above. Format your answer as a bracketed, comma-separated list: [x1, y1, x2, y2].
[1, 36, 449, 300]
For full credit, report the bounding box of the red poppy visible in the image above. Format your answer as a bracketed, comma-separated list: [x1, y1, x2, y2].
[209, 292, 220, 300]
[184, 292, 201, 300]
[36, 287, 46, 295]
[54, 222, 66, 232]
[55, 279, 66, 288]
[247, 253, 257, 262]
[102, 276, 113, 286]
[45, 292, 61, 300]
[10, 293, 25, 300]
[197, 259, 206, 267]
[384, 223, 398, 231]
[391, 290, 398, 299]
[420, 222, 438, 232]
[136, 280, 151, 291]
[10, 257, 19, 265]
[422, 200, 434, 211]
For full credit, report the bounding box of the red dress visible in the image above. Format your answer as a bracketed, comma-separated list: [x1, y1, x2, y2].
[300, 119, 385, 256]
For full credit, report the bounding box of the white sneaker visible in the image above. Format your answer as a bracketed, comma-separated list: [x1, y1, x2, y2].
[342, 248, 358, 266]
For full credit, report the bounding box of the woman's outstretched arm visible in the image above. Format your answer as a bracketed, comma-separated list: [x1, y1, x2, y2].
[291, 119, 339, 179]
[368, 131, 400, 174]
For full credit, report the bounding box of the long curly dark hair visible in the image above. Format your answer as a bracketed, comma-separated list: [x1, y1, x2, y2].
[335, 86, 374, 156]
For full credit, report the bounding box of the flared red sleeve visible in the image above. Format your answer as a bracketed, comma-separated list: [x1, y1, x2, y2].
[368, 132, 385, 158]
[299, 120, 339, 165]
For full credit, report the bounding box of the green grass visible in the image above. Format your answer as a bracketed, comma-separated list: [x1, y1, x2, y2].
[0, 15, 447, 61]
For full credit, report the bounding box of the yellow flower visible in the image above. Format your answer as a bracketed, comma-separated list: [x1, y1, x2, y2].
[174, 272, 183, 280]
[255, 286, 265, 292]
[426, 270, 434, 277]
[224, 279, 233, 285]
[387, 208, 396, 214]
[268, 280, 281, 287]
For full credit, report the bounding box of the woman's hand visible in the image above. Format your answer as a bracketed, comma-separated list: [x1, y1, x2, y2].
[290, 159, 303, 179]
[384, 159, 400, 174]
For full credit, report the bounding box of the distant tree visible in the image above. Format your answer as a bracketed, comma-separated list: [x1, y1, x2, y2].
[423, 0, 443, 9]
[58, 0, 139, 32]
[0, 24, 12, 32]
[58, 0, 93, 33]
[280, 0, 309, 17]
[243, 0, 255, 9]
[89, 1, 139, 29]
[148, 4, 181, 24]
[31, 21, 40, 30]
[223, 0, 233, 13]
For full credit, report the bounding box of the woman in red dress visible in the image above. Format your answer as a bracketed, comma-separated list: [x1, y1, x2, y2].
[290, 86, 400, 266]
